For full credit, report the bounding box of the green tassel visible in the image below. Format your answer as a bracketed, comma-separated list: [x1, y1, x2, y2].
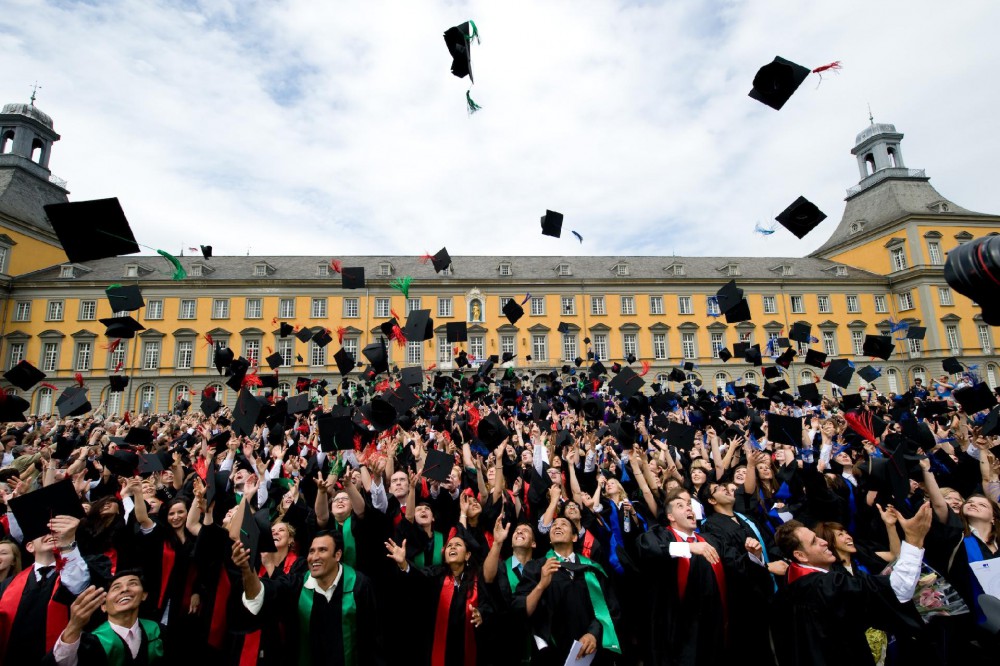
[156, 249, 187, 281]
[390, 275, 412, 299]
[466, 20, 480, 44]
[466, 90, 482, 115]
[106, 283, 122, 291]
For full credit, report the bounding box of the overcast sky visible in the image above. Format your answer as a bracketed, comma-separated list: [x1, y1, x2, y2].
[3, 0, 997, 259]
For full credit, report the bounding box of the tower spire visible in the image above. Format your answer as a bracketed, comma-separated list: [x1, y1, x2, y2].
[867, 103, 874, 126]
[29, 82, 41, 107]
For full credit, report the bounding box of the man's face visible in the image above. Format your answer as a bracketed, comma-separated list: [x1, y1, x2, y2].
[709, 483, 736, 510]
[389, 471, 409, 499]
[563, 501, 581, 521]
[414, 504, 433, 526]
[331, 492, 352, 519]
[666, 493, 696, 532]
[549, 517, 577, 546]
[511, 524, 535, 549]
[307, 535, 341, 579]
[103, 575, 146, 616]
[546, 467, 562, 485]
[792, 526, 837, 567]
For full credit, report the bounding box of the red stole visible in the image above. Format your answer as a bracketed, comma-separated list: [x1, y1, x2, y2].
[207, 568, 231, 648]
[786, 563, 821, 584]
[431, 572, 478, 666]
[103, 547, 119, 576]
[0, 567, 69, 659]
[240, 553, 300, 665]
[159, 541, 196, 610]
[580, 530, 595, 559]
[668, 528, 728, 637]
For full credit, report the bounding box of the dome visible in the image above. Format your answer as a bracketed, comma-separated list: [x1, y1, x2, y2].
[854, 123, 898, 146]
[1, 103, 54, 129]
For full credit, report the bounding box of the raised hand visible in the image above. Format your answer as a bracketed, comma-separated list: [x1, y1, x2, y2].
[493, 516, 510, 544]
[384, 538, 408, 568]
[690, 541, 720, 565]
[63, 586, 108, 644]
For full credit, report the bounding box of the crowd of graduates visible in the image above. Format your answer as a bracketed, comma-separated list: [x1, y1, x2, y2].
[0, 367, 999, 666]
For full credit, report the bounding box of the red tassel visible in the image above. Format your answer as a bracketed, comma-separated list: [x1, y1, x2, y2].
[391, 308, 402, 322]
[330, 259, 342, 274]
[374, 379, 390, 393]
[266, 346, 272, 355]
[204, 333, 214, 348]
[74, 372, 84, 387]
[242, 373, 262, 389]
[639, 360, 651, 377]
[271, 317, 278, 325]
[102, 339, 121, 353]
[592, 379, 600, 393]
[337, 327, 347, 345]
[811, 60, 842, 74]
[114, 362, 123, 373]
[419, 253, 434, 264]
[203, 385, 216, 398]
[391, 325, 407, 348]
[427, 363, 437, 371]
[353, 433, 363, 451]
[123, 411, 131, 424]
[453, 346, 460, 356]
[467, 405, 481, 437]
[40, 382, 58, 391]
[844, 410, 877, 443]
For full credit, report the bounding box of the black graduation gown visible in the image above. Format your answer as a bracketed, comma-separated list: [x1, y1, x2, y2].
[0, 568, 77, 664]
[634, 526, 727, 666]
[41, 621, 165, 666]
[771, 567, 923, 666]
[482, 557, 532, 666]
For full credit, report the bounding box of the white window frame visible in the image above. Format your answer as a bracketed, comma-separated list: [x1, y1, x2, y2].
[874, 294, 888, 313]
[789, 296, 804, 314]
[822, 331, 837, 357]
[469, 336, 484, 360]
[437, 337, 451, 364]
[42, 342, 59, 372]
[938, 287, 953, 306]
[649, 296, 664, 315]
[343, 298, 359, 318]
[681, 333, 696, 360]
[437, 297, 453, 318]
[245, 298, 263, 319]
[79, 300, 96, 321]
[678, 296, 692, 315]
[891, 247, 907, 271]
[177, 341, 194, 369]
[279, 298, 295, 319]
[74, 342, 92, 371]
[532, 334, 548, 361]
[710, 332, 724, 358]
[500, 335, 515, 358]
[278, 339, 293, 367]
[146, 300, 163, 320]
[14, 301, 31, 322]
[945, 325, 961, 355]
[375, 298, 391, 318]
[179, 299, 197, 319]
[530, 297, 545, 316]
[593, 333, 608, 361]
[311, 342, 326, 367]
[652, 333, 667, 360]
[978, 325, 993, 354]
[762, 296, 777, 314]
[212, 298, 230, 319]
[312, 298, 328, 318]
[406, 340, 422, 365]
[561, 297, 576, 316]
[851, 331, 864, 356]
[46, 300, 64, 321]
[623, 332, 638, 358]
[591, 296, 606, 316]
[927, 241, 942, 265]
[243, 339, 260, 366]
[7, 342, 25, 370]
[817, 295, 831, 313]
[142, 340, 160, 370]
[846, 295, 860, 313]
[898, 292, 914, 311]
[562, 334, 577, 361]
[407, 298, 421, 315]
[620, 296, 635, 316]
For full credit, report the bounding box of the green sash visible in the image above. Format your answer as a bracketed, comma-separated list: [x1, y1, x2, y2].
[93, 619, 164, 665]
[340, 516, 356, 567]
[505, 557, 521, 592]
[297, 567, 358, 666]
[545, 549, 621, 654]
[414, 531, 444, 567]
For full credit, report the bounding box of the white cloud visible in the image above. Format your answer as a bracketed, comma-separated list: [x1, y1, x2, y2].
[2, 0, 997, 258]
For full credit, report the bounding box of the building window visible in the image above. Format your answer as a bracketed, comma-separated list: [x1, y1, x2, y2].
[13, 301, 31, 322]
[212, 299, 229, 319]
[652, 333, 667, 360]
[938, 287, 953, 306]
[343, 337, 359, 359]
[623, 333, 638, 358]
[781, 265, 794, 277]
[891, 247, 907, 271]
[438, 297, 453, 318]
[908, 337, 922, 355]
[649, 296, 664, 315]
[109, 342, 127, 370]
[41, 342, 59, 372]
[822, 331, 837, 357]
[407, 298, 421, 315]
[437, 337, 451, 364]
[406, 341, 422, 365]
[789, 296, 804, 314]
[979, 325, 993, 354]
[375, 298, 391, 318]
[532, 334, 548, 361]
[681, 333, 696, 360]
[142, 341, 160, 370]
[499, 297, 512, 315]
[74, 342, 92, 371]
[138, 385, 156, 412]
[530, 297, 545, 316]
[500, 335, 515, 357]
[898, 292, 914, 311]
[499, 263, 512, 276]
[706, 297, 720, 317]
[886, 368, 899, 394]
[762, 296, 777, 314]
[927, 241, 942, 265]
[179, 299, 197, 319]
[620, 296, 635, 316]
[246, 298, 263, 319]
[312, 298, 328, 318]
[343, 298, 359, 318]
[851, 331, 864, 356]
[0, 246, 8, 274]
[739, 331, 752, 343]
[145, 300, 163, 320]
[310, 343, 326, 367]
[593, 334, 608, 361]
[46, 300, 64, 321]
[727, 265, 740, 277]
[710, 332, 724, 358]
[379, 263, 392, 277]
[615, 264, 629, 276]
[242, 340, 259, 366]
[278, 339, 293, 367]
[59, 265, 76, 278]
[988, 364, 999, 390]
[177, 341, 193, 369]
[744, 371, 758, 384]
[561, 297, 576, 316]
[945, 325, 961, 355]
[590, 296, 606, 316]
[78, 300, 96, 321]
[557, 263, 571, 276]
[835, 266, 848, 277]
[678, 296, 692, 315]
[469, 336, 484, 360]
[562, 334, 577, 361]
[912, 366, 927, 384]
[874, 294, 888, 313]
[189, 265, 203, 278]
[846, 295, 860, 313]
[767, 331, 779, 351]
[817, 295, 831, 313]
[279, 298, 295, 318]
[253, 264, 268, 277]
[36, 386, 54, 414]
[7, 342, 25, 370]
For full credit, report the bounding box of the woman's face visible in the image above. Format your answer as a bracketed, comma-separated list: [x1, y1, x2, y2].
[963, 496, 994, 522]
[443, 537, 470, 566]
[99, 502, 119, 518]
[605, 478, 622, 498]
[486, 467, 496, 485]
[756, 462, 773, 479]
[271, 523, 291, 549]
[690, 467, 707, 485]
[0, 544, 14, 571]
[833, 529, 856, 555]
[167, 502, 188, 529]
[944, 491, 964, 514]
[733, 467, 747, 485]
[466, 496, 482, 519]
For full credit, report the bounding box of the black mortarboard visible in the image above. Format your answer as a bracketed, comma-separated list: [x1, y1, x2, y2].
[443, 21, 476, 81]
[214, 346, 234, 373]
[906, 326, 926, 340]
[718, 348, 733, 362]
[982, 406, 1000, 438]
[788, 322, 812, 344]
[105, 284, 144, 312]
[422, 448, 456, 483]
[3, 360, 46, 391]
[138, 453, 165, 475]
[477, 413, 511, 447]
[798, 382, 820, 404]
[608, 367, 644, 399]
[57, 387, 91, 418]
[240, 508, 277, 571]
[804, 349, 827, 369]
[763, 366, 780, 380]
[296, 354, 304, 363]
[733, 342, 750, 357]
[501, 351, 516, 363]
[295, 327, 313, 343]
[942, 357, 964, 375]
[767, 413, 803, 447]
[668, 367, 687, 383]
[109, 375, 129, 392]
[403, 310, 433, 342]
[683, 362, 695, 371]
[775, 196, 827, 239]
[431, 248, 452, 273]
[748, 56, 811, 111]
[200, 245, 212, 259]
[362, 341, 389, 374]
[715, 280, 744, 314]
[384, 385, 419, 415]
[366, 397, 397, 431]
[201, 395, 222, 416]
[954, 383, 998, 415]
[842, 393, 863, 411]
[724, 298, 752, 323]
[341, 267, 365, 289]
[316, 415, 354, 451]
[312, 329, 333, 348]
[745, 345, 763, 366]
[767, 379, 790, 393]
[279, 322, 294, 337]
[44, 198, 140, 262]
[590, 360, 607, 377]
[100, 316, 145, 339]
[823, 359, 855, 389]
[0, 395, 29, 422]
[557, 322, 571, 334]
[8, 480, 85, 542]
[858, 365, 882, 383]
[233, 388, 262, 437]
[667, 422, 697, 450]
[446, 321, 468, 343]
[286, 393, 311, 415]
[540, 210, 563, 238]
[863, 335, 894, 361]
[265, 352, 283, 371]
[124, 427, 154, 446]
[776, 347, 797, 369]
[400, 366, 423, 387]
[753, 397, 773, 411]
[502, 299, 524, 325]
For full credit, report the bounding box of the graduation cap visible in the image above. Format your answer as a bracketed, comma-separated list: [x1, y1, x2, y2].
[295, 328, 313, 344]
[233, 388, 262, 437]
[124, 427, 154, 447]
[788, 322, 812, 344]
[341, 267, 365, 290]
[8, 480, 85, 542]
[745, 345, 763, 367]
[906, 326, 926, 340]
[724, 299, 752, 323]
[668, 367, 687, 383]
[367, 397, 398, 431]
[862, 335, 894, 361]
[501, 351, 516, 363]
[502, 299, 524, 325]
[100, 316, 145, 339]
[286, 393, 311, 415]
[265, 352, 283, 371]
[718, 348, 733, 362]
[0, 394, 29, 422]
[775, 348, 796, 369]
[767, 413, 803, 447]
[763, 366, 781, 380]
[200, 245, 212, 259]
[775, 196, 827, 239]
[733, 342, 750, 357]
[477, 413, 511, 447]
[798, 382, 820, 404]
[105, 284, 144, 312]
[942, 357, 964, 375]
[400, 366, 423, 387]
[403, 309, 433, 342]
[858, 365, 882, 383]
[590, 360, 607, 378]
[137, 453, 165, 476]
[983, 406, 1000, 438]
[804, 348, 827, 369]
[240, 508, 277, 571]
[44, 198, 140, 263]
[667, 422, 697, 450]
[443, 21, 477, 81]
[429, 248, 452, 273]
[748, 56, 811, 110]
[296, 354, 304, 363]
[312, 329, 333, 348]
[608, 367, 644, 399]
[446, 322, 468, 343]
[317, 414, 355, 451]
[3, 360, 45, 391]
[823, 359, 855, 389]
[278, 322, 294, 338]
[954, 383, 998, 415]
[540, 210, 563, 238]
[767, 379, 790, 393]
[214, 346, 235, 373]
[57, 387, 91, 418]
[384, 385, 419, 415]
[842, 393, 863, 411]
[715, 280, 744, 314]
[201, 395, 222, 416]
[422, 448, 456, 483]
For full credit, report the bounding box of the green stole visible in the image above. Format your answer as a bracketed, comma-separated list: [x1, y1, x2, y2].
[504, 557, 521, 592]
[92, 619, 164, 665]
[297, 567, 358, 666]
[414, 531, 444, 567]
[545, 549, 621, 654]
[339, 516, 356, 567]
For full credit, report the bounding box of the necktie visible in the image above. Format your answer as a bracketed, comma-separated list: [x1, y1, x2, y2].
[37, 565, 54, 580]
[687, 536, 696, 543]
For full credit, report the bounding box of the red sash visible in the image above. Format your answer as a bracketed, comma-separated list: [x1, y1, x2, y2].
[431, 573, 478, 666]
[207, 569, 231, 648]
[0, 567, 69, 659]
[581, 530, 595, 559]
[668, 528, 728, 638]
[240, 554, 300, 665]
[104, 547, 119, 576]
[159, 541, 196, 611]
[786, 563, 820, 584]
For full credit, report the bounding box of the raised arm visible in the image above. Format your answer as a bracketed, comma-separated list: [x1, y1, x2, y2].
[344, 468, 367, 518]
[630, 446, 658, 517]
[314, 470, 331, 529]
[482, 517, 509, 584]
[919, 457, 951, 524]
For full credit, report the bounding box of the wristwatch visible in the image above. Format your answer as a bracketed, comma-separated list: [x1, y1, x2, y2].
[57, 541, 78, 552]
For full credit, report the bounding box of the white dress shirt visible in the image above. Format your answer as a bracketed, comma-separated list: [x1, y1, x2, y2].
[52, 619, 142, 666]
[798, 541, 925, 603]
[242, 565, 344, 616]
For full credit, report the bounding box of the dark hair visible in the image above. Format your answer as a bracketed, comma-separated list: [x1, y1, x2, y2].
[814, 522, 849, 565]
[109, 567, 147, 590]
[775, 520, 807, 560]
[312, 529, 343, 554]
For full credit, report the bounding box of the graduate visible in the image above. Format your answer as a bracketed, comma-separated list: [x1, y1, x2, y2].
[481, 519, 534, 666]
[48, 571, 165, 665]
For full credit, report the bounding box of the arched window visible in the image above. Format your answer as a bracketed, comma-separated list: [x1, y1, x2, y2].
[886, 368, 899, 394]
[656, 373, 670, 384]
[37, 386, 53, 415]
[715, 372, 728, 391]
[911, 366, 926, 385]
[30, 138, 44, 163]
[744, 371, 758, 383]
[800, 369, 815, 382]
[887, 147, 897, 168]
[139, 385, 156, 413]
[174, 385, 190, 404]
[278, 382, 291, 396]
[0, 130, 13, 154]
[208, 383, 225, 407]
[107, 389, 122, 416]
[864, 153, 875, 175]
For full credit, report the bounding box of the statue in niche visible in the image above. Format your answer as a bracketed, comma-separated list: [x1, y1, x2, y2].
[470, 299, 482, 322]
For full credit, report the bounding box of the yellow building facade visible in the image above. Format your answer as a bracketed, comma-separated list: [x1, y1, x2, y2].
[1, 103, 998, 415]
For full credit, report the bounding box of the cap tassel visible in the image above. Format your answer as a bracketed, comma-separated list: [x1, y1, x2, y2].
[390, 324, 407, 348]
[466, 90, 482, 115]
[419, 252, 435, 264]
[466, 19, 480, 44]
[336, 326, 347, 345]
[844, 410, 877, 444]
[203, 386, 216, 398]
[571, 230, 583, 243]
[754, 221, 777, 235]
[427, 363, 437, 371]
[330, 259, 343, 274]
[390, 276, 412, 299]
[811, 60, 842, 86]
[466, 405, 481, 437]
[242, 373, 262, 389]
[40, 382, 58, 391]
[74, 372, 84, 387]
[114, 361, 124, 373]
[156, 249, 187, 281]
[520, 293, 531, 305]
[204, 334, 214, 348]
[102, 339, 121, 353]
[639, 360, 651, 377]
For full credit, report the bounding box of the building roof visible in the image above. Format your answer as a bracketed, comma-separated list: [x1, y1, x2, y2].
[1, 103, 54, 129]
[16, 254, 886, 284]
[0, 167, 66, 233]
